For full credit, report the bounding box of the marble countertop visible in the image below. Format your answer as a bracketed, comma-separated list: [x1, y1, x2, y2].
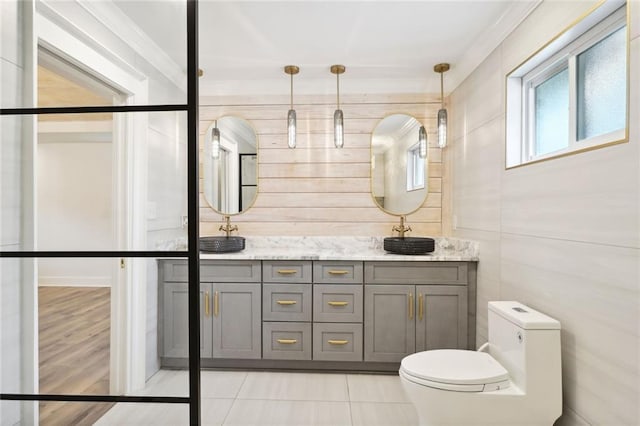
[198, 236, 479, 262]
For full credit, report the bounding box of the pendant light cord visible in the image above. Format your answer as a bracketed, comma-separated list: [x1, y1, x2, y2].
[290, 73, 294, 110]
[440, 72, 444, 109]
[336, 72, 340, 110]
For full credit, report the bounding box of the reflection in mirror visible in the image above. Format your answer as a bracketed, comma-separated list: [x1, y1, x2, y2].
[371, 114, 428, 216]
[203, 116, 258, 215]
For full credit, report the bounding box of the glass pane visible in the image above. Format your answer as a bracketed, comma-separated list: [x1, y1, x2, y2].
[2, 0, 187, 109]
[1, 111, 188, 252]
[577, 26, 627, 140]
[535, 68, 569, 156]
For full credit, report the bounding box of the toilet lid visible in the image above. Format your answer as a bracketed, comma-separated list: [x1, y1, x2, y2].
[401, 350, 509, 387]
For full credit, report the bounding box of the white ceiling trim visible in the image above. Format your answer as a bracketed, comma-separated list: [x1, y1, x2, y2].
[76, 0, 186, 92]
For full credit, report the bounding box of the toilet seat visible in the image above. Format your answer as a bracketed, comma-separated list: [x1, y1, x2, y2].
[400, 349, 510, 392]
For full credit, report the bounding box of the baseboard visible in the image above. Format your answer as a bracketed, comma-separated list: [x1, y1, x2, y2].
[38, 276, 111, 287]
[555, 405, 591, 426]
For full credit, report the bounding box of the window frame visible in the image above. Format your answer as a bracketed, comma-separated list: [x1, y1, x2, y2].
[406, 143, 425, 192]
[506, 1, 628, 168]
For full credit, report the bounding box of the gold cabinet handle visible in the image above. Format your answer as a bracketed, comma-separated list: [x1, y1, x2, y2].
[409, 293, 414, 320]
[328, 301, 349, 307]
[204, 291, 210, 317]
[276, 300, 297, 305]
[328, 339, 349, 345]
[277, 339, 298, 344]
[277, 269, 298, 275]
[214, 291, 219, 317]
[418, 294, 423, 321]
[328, 270, 349, 275]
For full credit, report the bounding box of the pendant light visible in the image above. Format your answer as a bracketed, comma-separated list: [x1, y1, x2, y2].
[284, 65, 299, 149]
[434, 63, 450, 148]
[418, 125, 428, 158]
[331, 64, 346, 148]
[211, 120, 220, 159]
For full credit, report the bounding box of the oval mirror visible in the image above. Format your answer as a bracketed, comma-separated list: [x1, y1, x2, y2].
[371, 114, 428, 216]
[203, 116, 258, 215]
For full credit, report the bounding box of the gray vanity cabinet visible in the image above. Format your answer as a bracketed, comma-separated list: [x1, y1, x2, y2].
[211, 282, 261, 359]
[363, 285, 416, 362]
[415, 285, 467, 351]
[162, 282, 213, 358]
[363, 262, 470, 363]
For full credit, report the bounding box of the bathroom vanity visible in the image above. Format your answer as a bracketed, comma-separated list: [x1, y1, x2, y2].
[158, 237, 478, 371]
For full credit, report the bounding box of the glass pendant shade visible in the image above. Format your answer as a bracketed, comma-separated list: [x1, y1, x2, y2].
[334, 109, 344, 148]
[437, 108, 447, 148]
[418, 125, 428, 158]
[211, 127, 220, 158]
[287, 109, 296, 149]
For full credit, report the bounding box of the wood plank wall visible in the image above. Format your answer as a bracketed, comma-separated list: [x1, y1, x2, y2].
[199, 93, 446, 237]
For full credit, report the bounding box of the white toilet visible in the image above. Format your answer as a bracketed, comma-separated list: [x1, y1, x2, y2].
[399, 301, 562, 425]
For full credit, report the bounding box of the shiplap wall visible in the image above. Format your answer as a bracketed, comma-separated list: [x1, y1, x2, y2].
[199, 93, 446, 237]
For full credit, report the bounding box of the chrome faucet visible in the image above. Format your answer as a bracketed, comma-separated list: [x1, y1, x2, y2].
[219, 215, 238, 237]
[392, 216, 412, 238]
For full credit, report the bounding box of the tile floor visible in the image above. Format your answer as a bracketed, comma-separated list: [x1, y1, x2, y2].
[95, 370, 419, 425]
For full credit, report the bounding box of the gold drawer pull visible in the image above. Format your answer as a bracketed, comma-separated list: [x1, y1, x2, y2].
[277, 300, 297, 305]
[214, 291, 219, 317]
[328, 301, 349, 307]
[277, 339, 298, 344]
[328, 270, 349, 275]
[408, 293, 414, 320]
[328, 339, 349, 345]
[277, 269, 298, 275]
[204, 291, 210, 317]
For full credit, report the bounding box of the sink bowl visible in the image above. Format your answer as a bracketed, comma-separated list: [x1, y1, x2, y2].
[384, 237, 435, 255]
[200, 236, 245, 253]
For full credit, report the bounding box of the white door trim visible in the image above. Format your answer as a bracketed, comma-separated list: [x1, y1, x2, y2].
[36, 4, 149, 394]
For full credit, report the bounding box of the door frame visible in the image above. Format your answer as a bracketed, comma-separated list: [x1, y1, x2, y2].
[35, 3, 150, 394]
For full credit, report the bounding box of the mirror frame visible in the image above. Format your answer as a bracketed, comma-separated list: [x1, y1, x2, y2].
[203, 115, 259, 216]
[370, 113, 429, 217]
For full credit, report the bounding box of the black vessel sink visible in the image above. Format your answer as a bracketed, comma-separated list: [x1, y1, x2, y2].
[383, 237, 435, 255]
[200, 236, 245, 253]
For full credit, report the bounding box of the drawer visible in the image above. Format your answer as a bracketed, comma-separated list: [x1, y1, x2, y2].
[313, 285, 363, 323]
[364, 262, 468, 285]
[313, 261, 363, 284]
[162, 260, 261, 283]
[313, 323, 363, 362]
[263, 284, 312, 322]
[263, 322, 311, 360]
[201, 260, 261, 282]
[263, 261, 312, 283]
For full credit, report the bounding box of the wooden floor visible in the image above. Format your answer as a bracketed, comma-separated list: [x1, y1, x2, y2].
[39, 286, 113, 425]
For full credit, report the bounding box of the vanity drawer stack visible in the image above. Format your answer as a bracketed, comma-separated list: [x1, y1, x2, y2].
[312, 261, 364, 361]
[262, 261, 312, 360]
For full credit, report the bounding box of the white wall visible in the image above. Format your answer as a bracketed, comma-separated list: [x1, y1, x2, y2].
[37, 140, 113, 286]
[447, 1, 639, 424]
[1, 1, 30, 424]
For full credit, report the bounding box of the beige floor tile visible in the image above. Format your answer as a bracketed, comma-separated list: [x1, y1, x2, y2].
[350, 401, 418, 426]
[236, 371, 349, 401]
[223, 399, 351, 426]
[347, 373, 410, 403]
[201, 371, 248, 398]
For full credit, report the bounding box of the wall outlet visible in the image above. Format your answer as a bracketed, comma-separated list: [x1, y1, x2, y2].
[181, 215, 188, 228]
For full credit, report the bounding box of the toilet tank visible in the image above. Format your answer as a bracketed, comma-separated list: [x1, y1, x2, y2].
[487, 301, 561, 392]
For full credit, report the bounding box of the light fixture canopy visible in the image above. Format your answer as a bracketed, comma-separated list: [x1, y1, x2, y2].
[434, 63, 450, 149]
[331, 65, 346, 148]
[418, 125, 428, 159]
[284, 65, 299, 149]
[211, 122, 220, 159]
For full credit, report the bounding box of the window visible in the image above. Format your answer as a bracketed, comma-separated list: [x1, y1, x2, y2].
[406, 143, 425, 191]
[506, 2, 628, 167]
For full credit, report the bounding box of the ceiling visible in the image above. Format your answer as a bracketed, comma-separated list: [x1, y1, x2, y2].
[114, 1, 540, 97]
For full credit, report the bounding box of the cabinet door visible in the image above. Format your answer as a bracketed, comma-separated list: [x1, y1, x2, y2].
[162, 283, 212, 358]
[212, 283, 261, 359]
[416, 285, 467, 351]
[364, 285, 415, 362]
